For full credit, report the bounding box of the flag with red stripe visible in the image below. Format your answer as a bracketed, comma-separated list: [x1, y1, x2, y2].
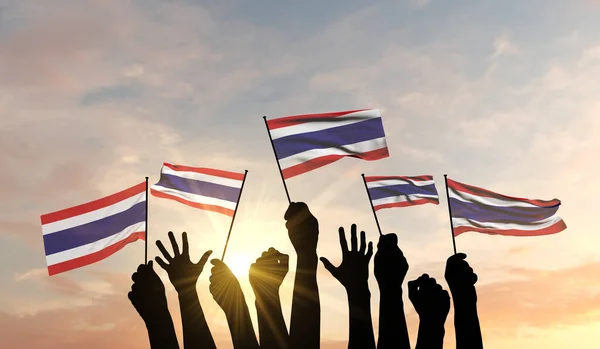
[447, 178, 567, 237]
[150, 163, 245, 217]
[365, 175, 439, 210]
[266, 109, 390, 179]
[41, 182, 146, 276]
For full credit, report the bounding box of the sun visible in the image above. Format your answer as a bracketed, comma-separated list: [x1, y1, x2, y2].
[224, 253, 253, 277]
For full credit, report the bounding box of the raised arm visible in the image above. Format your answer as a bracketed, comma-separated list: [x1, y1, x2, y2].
[155, 231, 215, 349]
[445, 253, 483, 349]
[249, 248, 290, 349]
[374, 233, 410, 349]
[284, 202, 320, 349]
[320, 224, 376, 349]
[209, 259, 259, 349]
[128, 261, 180, 349]
[408, 274, 450, 349]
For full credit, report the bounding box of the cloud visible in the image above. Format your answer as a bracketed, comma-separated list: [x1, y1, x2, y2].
[491, 33, 519, 59]
[410, 0, 431, 9]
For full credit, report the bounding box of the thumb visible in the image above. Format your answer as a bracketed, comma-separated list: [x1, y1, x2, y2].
[147, 260, 154, 268]
[319, 257, 337, 276]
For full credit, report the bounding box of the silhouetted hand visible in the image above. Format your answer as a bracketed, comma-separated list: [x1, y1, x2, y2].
[408, 274, 450, 324]
[155, 231, 212, 293]
[249, 248, 289, 295]
[321, 224, 373, 293]
[209, 259, 244, 314]
[285, 202, 319, 255]
[374, 233, 408, 290]
[129, 261, 167, 321]
[445, 253, 478, 302]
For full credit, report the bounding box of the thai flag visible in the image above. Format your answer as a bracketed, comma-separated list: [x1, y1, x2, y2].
[365, 175, 439, 211]
[266, 109, 389, 179]
[151, 163, 245, 217]
[447, 178, 567, 237]
[41, 182, 147, 276]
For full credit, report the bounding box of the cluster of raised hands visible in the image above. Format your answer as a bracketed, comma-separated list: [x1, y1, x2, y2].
[129, 203, 484, 349]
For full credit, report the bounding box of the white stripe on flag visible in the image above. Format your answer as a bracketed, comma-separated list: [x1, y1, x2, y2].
[151, 185, 238, 210]
[451, 215, 563, 231]
[367, 179, 435, 189]
[42, 192, 146, 236]
[372, 194, 439, 207]
[270, 109, 381, 140]
[448, 187, 545, 208]
[278, 137, 388, 170]
[46, 222, 146, 266]
[161, 165, 243, 188]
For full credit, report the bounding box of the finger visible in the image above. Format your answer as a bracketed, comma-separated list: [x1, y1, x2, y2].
[350, 224, 358, 252]
[197, 250, 213, 269]
[155, 256, 168, 270]
[210, 259, 222, 266]
[448, 252, 467, 263]
[473, 273, 478, 284]
[319, 257, 337, 276]
[359, 230, 366, 254]
[339, 227, 349, 255]
[182, 232, 189, 256]
[168, 231, 180, 256]
[127, 291, 134, 301]
[365, 241, 373, 260]
[131, 272, 139, 282]
[147, 260, 154, 269]
[407, 279, 419, 297]
[156, 240, 173, 261]
[280, 253, 290, 271]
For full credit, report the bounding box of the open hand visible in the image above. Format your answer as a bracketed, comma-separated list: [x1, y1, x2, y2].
[408, 274, 450, 325]
[209, 259, 244, 315]
[285, 202, 319, 255]
[249, 248, 289, 296]
[320, 224, 373, 294]
[445, 253, 478, 302]
[374, 233, 409, 290]
[155, 231, 212, 293]
[128, 261, 167, 321]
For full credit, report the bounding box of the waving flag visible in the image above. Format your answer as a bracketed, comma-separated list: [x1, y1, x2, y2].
[151, 163, 245, 217]
[266, 109, 389, 179]
[365, 175, 439, 211]
[41, 182, 147, 276]
[447, 178, 566, 237]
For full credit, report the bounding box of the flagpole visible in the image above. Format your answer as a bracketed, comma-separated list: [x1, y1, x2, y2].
[263, 116, 291, 204]
[361, 174, 383, 236]
[443, 174, 458, 254]
[221, 170, 249, 261]
[145, 176, 149, 264]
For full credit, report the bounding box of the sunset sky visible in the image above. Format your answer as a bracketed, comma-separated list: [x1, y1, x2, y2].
[2, 0, 600, 348]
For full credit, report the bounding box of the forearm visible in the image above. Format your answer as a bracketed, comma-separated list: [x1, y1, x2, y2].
[225, 301, 260, 349]
[145, 305, 180, 349]
[178, 288, 216, 349]
[255, 291, 289, 349]
[452, 293, 483, 349]
[377, 287, 410, 349]
[290, 253, 320, 349]
[347, 289, 376, 349]
[415, 319, 445, 349]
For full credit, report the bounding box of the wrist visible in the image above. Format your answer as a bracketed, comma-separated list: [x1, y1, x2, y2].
[347, 285, 371, 301]
[378, 282, 403, 295]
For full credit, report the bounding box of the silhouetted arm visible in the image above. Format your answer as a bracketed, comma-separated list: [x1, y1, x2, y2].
[155, 232, 215, 349]
[128, 262, 180, 349]
[250, 248, 290, 349]
[408, 274, 450, 349]
[285, 202, 320, 349]
[209, 259, 259, 349]
[374, 234, 410, 349]
[445, 253, 484, 349]
[321, 224, 376, 349]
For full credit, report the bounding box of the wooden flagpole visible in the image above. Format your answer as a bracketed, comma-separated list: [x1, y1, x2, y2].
[144, 177, 149, 264]
[263, 116, 291, 203]
[443, 174, 458, 254]
[221, 170, 249, 261]
[361, 174, 383, 236]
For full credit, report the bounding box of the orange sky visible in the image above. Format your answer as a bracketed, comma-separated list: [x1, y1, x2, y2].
[2, 0, 600, 348]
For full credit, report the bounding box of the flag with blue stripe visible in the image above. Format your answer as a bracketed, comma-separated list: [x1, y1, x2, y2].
[447, 178, 567, 237]
[365, 175, 439, 211]
[41, 182, 147, 276]
[151, 163, 245, 217]
[266, 109, 390, 179]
